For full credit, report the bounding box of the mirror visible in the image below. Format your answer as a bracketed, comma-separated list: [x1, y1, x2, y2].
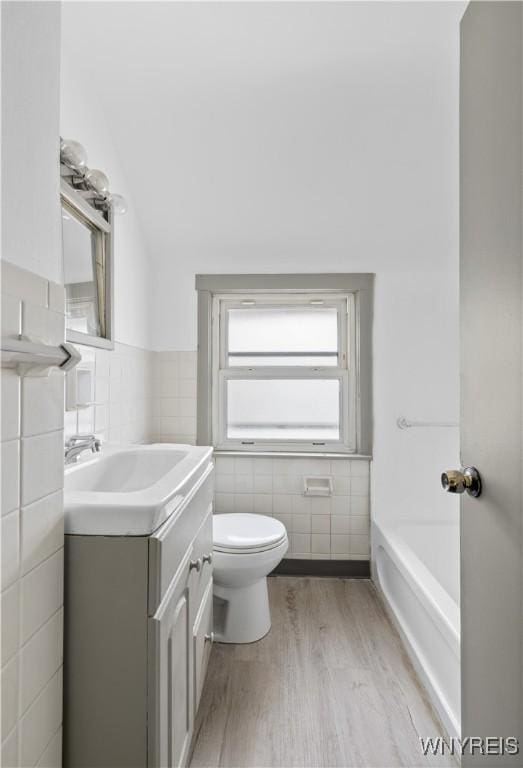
[61, 184, 113, 349]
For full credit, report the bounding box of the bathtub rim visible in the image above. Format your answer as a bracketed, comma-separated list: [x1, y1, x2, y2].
[373, 519, 460, 653]
[372, 519, 461, 740]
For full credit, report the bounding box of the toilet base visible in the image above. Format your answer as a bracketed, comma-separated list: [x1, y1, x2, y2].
[213, 578, 271, 643]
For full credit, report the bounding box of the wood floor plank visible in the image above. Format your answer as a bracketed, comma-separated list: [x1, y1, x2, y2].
[190, 577, 455, 768]
[343, 580, 453, 768]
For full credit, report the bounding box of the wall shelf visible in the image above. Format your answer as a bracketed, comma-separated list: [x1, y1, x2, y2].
[1, 336, 81, 376]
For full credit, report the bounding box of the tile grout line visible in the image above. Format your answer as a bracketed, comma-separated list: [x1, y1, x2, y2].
[16, 294, 25, 750]
[18, 542, 64, 593]
[17, 607, 64, 718]
[16, 667, 62, 764]
[33, 722, 62, 768]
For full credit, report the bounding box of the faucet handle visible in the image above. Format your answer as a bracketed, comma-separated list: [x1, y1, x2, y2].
[67, 433, 95, 443]
[65, 433, 103, 452]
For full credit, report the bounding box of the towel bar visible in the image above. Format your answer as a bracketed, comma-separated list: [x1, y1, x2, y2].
[397, 416, 459, 430]
[1, 336, 81, 376]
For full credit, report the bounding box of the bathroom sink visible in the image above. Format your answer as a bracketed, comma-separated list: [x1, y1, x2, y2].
[64, 443, 213, 536]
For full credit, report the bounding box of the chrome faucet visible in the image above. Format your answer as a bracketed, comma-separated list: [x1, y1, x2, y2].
[65, 434, 102, 465]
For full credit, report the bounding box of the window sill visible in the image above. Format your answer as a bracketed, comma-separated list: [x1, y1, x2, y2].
[212, 449, 372, 460]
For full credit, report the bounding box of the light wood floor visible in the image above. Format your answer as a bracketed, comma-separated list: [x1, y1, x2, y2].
[190, 577, 455, 768]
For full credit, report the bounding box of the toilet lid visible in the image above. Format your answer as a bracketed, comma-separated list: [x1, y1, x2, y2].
[213, 513, 287, 552]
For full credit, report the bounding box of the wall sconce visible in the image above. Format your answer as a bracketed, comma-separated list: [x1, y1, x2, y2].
[60, 138, 88, 171]
[85, 168, 110, 195]
[60, 137, 127, 215]
[110, 194, 128, 215]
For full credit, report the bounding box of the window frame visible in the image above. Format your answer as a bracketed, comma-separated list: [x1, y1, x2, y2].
[196, 274, 373, 456]
[212, 292, 355, 452]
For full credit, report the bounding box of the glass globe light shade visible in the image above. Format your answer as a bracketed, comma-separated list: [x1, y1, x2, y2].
[60, 138, 88, 170]
[111, 194, 128, 215]
[85, 169, 110, 195]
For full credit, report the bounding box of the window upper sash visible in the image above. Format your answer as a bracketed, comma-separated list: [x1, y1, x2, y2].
[218, 294, 350, 372]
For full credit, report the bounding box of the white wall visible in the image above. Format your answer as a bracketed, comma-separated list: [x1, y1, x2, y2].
[60, 51, 152, 351]
[1, 4, 65, 765]
[1, 1, 62, 284]
[59, 2, 462, 532]
[147, 11, 461, 528]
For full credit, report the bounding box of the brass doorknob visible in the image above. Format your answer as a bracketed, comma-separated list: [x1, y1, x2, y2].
[441, 467, 482, 497]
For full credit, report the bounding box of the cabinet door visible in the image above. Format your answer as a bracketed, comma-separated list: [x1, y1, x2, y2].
[149, 551, 193, 768]
[192, 579, 214, 716]
[189, 505, 213, 627]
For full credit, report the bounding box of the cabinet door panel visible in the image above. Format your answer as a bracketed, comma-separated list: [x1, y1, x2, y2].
[168, 593, 191, 767]
[193, 579, 214, 716]
[149, 550, 193, 768]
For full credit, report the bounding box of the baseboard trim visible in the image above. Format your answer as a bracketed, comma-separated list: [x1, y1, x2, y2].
[271, 559, 370, 578]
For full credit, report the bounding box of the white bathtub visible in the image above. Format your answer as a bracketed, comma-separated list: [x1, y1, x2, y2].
[373, 520, 460, 738]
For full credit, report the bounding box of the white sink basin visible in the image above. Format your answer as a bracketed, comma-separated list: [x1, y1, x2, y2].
[65, 443, 214, 536]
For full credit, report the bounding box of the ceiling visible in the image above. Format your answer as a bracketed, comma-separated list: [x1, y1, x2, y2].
[61, 2, 465, 269]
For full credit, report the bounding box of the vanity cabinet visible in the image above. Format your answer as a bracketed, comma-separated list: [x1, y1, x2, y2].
[149, 559, 214, 768]
[63, 464, 214, 768]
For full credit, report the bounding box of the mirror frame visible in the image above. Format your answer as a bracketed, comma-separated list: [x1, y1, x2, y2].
[60, 179, 114, 350]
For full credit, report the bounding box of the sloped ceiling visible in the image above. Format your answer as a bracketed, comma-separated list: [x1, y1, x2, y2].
[62, 1, 465, 272]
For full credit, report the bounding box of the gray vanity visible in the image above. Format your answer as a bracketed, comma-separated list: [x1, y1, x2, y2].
[63, 444, 214, 768]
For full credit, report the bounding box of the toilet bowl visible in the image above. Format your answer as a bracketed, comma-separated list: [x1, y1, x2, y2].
[212, 513, 288, 643]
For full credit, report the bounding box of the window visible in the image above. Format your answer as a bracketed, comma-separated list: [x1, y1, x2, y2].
[212, 294, 353, 451]
[196, 275, 372, 455]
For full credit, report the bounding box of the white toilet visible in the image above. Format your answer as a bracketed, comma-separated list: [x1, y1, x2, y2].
[212, 513, 288, 643]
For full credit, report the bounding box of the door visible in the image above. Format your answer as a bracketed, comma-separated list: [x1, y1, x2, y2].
[192, 579, 214, 715]
[460, 2, 522, 763]
[149, 552, 193, 768]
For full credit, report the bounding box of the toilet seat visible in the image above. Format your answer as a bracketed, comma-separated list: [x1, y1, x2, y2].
[213, 513, 287, 555]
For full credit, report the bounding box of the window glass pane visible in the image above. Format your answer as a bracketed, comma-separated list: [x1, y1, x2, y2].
[62, 205, 102, 337]
[226, 379, 340, 441]
[227, 306, 338, 366]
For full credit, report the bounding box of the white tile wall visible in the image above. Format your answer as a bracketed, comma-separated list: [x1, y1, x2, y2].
[1, 261, 66, 765]
[22, 373, 64, 438]
[19, 671, 62, 768]
[21, 492, 63, 576]
[1, 440, 20, 515]
[2, 371, 20, 441]
[64, 343, 154, 445]
[1, 583, 19, 665]
[20, 551, 64, 645]
[36, 727, 62, 768]
[1, 725, 18, 767]
[214, 455, 370, 560]
[152, 349, 371, 560]
[19, 610, 63, 714]
[21, 432, 64, 507]
[151, 351, 197, 444]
